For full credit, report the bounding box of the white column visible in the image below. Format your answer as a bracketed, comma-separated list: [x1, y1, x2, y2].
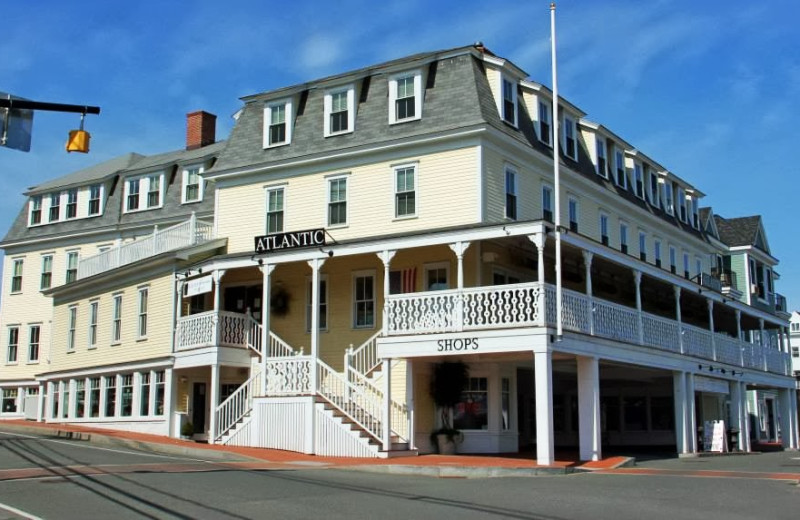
[99, 377, 108, 418]
[149, 370, 157, 418]
[37, 383, 45, 422]
[778, 388, 792, 449]
[307, 257, 326, 455]
[577, 356, 601, 461]
[534, 350, 554, 465]
[687, 373, 697, 453]
[674, 286, 684, 354]
[379, 250, 396, 332]
[634, 271, 643, 345]
[132, 372, 142, 418]
[382, 358, 392, 451]
[115, 374, 123, 417]
[528, 233, 546, 284]
[740, 381, 751, 452]
[673, 371, 688, 454]
[209, 364, 220, 444]
[164, 368, 175, 438]
[583, 251, 594, 335]
[729, 380, 742, 451]
[259, 264, 275, 393]
[406, 360, 415, 450]
[790, 391, 799, 450]
[448, 242, 470, 290]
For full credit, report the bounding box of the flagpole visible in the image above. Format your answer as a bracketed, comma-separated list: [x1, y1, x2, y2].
[550, 2, 563, 340]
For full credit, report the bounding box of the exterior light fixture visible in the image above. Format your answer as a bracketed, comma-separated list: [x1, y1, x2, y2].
[66, 112, 90, 153]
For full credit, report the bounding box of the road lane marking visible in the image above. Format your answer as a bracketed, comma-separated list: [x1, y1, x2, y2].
[0, 500, 43, 520]
[594, 467, 800, 482]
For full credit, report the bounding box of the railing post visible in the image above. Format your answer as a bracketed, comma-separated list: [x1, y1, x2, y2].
[344, 345, 353, 402]
[382, 358, 392, 451]
[634, 270, 643, 345]
[115, 238, 122, 269]
[582, 251, 594, 336]
[152, 225, 159, 255]
[189, 212, 197, 245]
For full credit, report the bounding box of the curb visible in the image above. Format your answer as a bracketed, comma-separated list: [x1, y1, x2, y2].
[338, 464, 575, 478]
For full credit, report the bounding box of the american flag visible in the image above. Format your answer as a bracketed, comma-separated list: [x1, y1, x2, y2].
[402, 267, 416, 293]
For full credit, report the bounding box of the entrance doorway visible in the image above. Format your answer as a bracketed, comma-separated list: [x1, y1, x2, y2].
[192, 383, 207, 435]
[224, 286, 263, 320]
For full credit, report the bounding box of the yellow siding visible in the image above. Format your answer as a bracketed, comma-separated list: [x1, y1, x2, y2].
[217, 147, 480, 254]
[50, 274, 173, 372]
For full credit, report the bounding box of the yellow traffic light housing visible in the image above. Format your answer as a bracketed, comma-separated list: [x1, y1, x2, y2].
[66, 113, 90, 153]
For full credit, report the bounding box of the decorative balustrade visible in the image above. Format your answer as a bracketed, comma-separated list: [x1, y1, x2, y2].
[175, 311, 250, 351]
[77, 215, 213, 280]
[384, 282, 790, 376]
[264, 357, 313, 395]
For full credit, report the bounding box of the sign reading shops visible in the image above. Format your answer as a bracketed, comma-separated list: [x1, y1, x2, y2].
[254, 228, 326, 254]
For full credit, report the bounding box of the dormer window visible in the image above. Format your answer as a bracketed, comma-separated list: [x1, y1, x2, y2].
[691, 197, 700, 229]
[614, 148, 626, 189]
[324, 86, 355, 136]
[648, 169, 660, 208]
[633, 163, 644, 199]
[663, 180, 674, 215]
[127, 179, 140, 211]
[48, 193, 60, 222]
[182, 165, 204, 203]
[147, 175, 161, 207]
[88, 184, 102, 216]
[29, 196, 42, 225]
[264, 99, 293, 147]
[538, 101, 551, 145]
[501, 77, 517, 126]
[125, 174, 164, 212]
[66, 189, 78, 219]
[389, 71, 422, 124]
[563, 116, 577, 160]
[595, 138, 607, 178]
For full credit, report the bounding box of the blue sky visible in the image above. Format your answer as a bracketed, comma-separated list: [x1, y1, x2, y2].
[2, 0, 799, 307]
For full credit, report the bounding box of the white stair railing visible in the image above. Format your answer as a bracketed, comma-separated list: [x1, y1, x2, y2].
[244, 314, 295, 358]
[214, 370, 262, 443]
[345, 365, 409, 442]
[317, 359, 384, 443]
[345, 331, 382, 376]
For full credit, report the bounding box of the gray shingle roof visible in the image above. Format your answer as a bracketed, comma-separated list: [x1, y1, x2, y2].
[713, 215, 762, 247]
[26, 153, 145, 195]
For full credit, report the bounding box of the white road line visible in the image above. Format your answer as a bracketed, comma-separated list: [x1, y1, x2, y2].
[0, 500, 44, 520]
[0, 431, 219, 463]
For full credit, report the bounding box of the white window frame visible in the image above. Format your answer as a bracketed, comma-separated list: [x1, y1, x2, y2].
[568, 197, 579, 232]
[88, 301, 98, 349]
[138, 287, 148, 339]
[48, 192, 61, 222]
[669, 246, 677, 274]
[88, 184, 103, 216]
[424, 262, 450, 291]
[663, 180, 674, 215]
[619, 222, 629, 254]
[263, 98, 293, 148]
[67, 306, 77, 352]
[265, 185, 286, 234]
[352, 270, 376, 329]
[633, 163, 644, 199]
[112, 294, 122, 344]
[389, 70, 423, 124]
[7, 326, 19, 364]
[538, 100, 552, 146]
[614, 148, 627, 189]
[595, 138, 607, 178]
[677, 187, 687, 223]
[639, 231, 647, 261]
[563, 115, 577, 160]
[66, 189, 78, 219]
[124, 173, 164, 213]
[29, 195, 42, 225]
[654, 239, 662, 268]
[394, 163, 417, 219]
[324, 85, 356, 137]
[66, 251, 78, 284]
[542, 184, 553, 222]
[27, 325, 40, 363]
[505, 165, 517, 220]
[599, 212, 609, 246]
[500, 75, 518, 127]
[305, 275, 329, 332]
[181, 164, 205, 203]
[648, 169, 660, 208]
[327, 175, 348, 228]
[683, 252, 690, 279]
[11, 258, 23, 293]
[40, 254, 53, 290]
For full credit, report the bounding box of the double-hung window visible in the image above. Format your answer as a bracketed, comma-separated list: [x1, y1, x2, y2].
[266, 187, 285, 234]
[88, 301, 98, 348]
[112, 294, 122, 343]
[654, 240, 662, 268]
[639, 232, 647, 261]
[138, 287, 148, 338]
[600, 213, 609, 246]
[265, 99, 292, 146]
[28, 325, 39, 363]
[538, 101, 551, 145]
[683, 252, 690, 279]
[66, 252, 78, 283]
[648, 170, 660, 208]
[542, 185, 553, 222]
[501, 77, 517, 126]
[633, 163, 644, 198]
[390, 71, 422, 123]
[324, 87, 355, 136]
[140, 373, 150, 416]
[563, 116, 577, 159]
[614, 149, 626, 188]
[353, 272, 375, 329]
[596, 138, 607, 177]
[505, 167, 517, 220]
[127, 179, 140, 211]
[67, 306, 77, 352]
[30, 196, 42, 225]
[66, 189, 78, 218]
[327, 176, 347, 227]
[147, 175, 161, 207]
[619, 223, 629, 254]
[40, 255, 52, 290]
[394, 165, 416, 218]
[11, 259, 23, 293]
[49, 193, 61, 222]
[663, 181, 674, 215]
[182, 166, 203, 203]
[7, 327, 18, 364]
[568, 198, 579, 232]
[88, 184, 102, 215]
[306, 277, 328, 331]
[669, 246, 677, 274]
[677, 187, 687, 222]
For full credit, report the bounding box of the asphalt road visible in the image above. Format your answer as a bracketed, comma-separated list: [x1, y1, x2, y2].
[0, 431, 797, 520]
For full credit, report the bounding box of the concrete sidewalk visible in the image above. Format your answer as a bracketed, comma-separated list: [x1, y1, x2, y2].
[0, 419, 632, 478]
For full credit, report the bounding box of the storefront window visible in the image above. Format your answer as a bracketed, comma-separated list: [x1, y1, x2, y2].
[75, 380, 85, 418]
[623, 396, 647, 431]
[501, 378, 510, 430]
[140, 373, 150, 416]
[61, 383, 70, 419]
[453, 377, 488, 430]
[121, 375, 133, 417]
[105, 376, 116, 417]
[89, 378, 100, 418]
[154, 371, 165, 415]
[2, 389, 18, 413]
[601, 395, 619, 432]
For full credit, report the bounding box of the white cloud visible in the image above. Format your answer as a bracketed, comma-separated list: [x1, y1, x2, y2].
[298, 34, 345, 73]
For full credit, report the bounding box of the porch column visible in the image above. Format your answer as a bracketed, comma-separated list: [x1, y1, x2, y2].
[673, 371, 689, 454]
[164, 367, 174, 438]
[382, 358, 392, 451]
[212, 270, 226, 313]
[778, 388, 792, 449]
[259, 263, 275, 393]
[406, 361, 415, 450]
[759, 319, 767, 371]
[740, 381, 751, 452]
[686, 373, 697, 453]
[729, 380, 743, 451]
[674, 286, 684, 354]
[175, 280, 185, 351]
[209, 364, 220, 444]
[37, 383, 45, 422]
[379, 250, 396, 333]
[708, 299, 716, 361]
[577, 356, 601, 461]
[633, 270, 643, 345]
[791, 391, 800, 450]
[307, 257, 326, 455]
[528, 233, 546, 284]
[583, 251, 594, 335]
[448, 241, 471, 290]
[534, 350, 554, 465]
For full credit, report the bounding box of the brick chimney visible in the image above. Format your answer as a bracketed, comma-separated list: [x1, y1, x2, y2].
[186, 111, 216, 150]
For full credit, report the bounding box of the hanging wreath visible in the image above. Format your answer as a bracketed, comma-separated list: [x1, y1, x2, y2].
[270, 287, 290, 316]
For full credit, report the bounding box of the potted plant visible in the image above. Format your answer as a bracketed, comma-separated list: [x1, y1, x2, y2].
[181, 421, 194, 440]
[429, 360, 469, 454]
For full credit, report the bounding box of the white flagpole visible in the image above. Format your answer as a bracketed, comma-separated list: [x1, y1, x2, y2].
[550, 2, 563, 340]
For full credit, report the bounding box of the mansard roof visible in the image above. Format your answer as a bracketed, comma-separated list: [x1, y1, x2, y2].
[25, 153, 145, 195]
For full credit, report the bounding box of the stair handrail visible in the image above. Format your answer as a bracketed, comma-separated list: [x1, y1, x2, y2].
[345, 330, 383, 377]
[245, 313, 295, 358]
[214, 369, 262, 442]
[316, 358, 384, 443]
[345, 364, 409, 442]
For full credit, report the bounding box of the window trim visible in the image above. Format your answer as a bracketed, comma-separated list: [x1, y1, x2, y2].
[66, 251, 78, 284]
[88, 184, 103, 216]
[599, 212, 609, 246]
[654, 239, 663, 268]
[137, 287, 149, 339]
[542, 183, 553, 223]
[29, 195, 42, 226]
[324, 85, 356, 137]
[352, 270, 376, 329]
[648, 169, 660, 209]
[265, 185, 286, 234]
[537, 100, 552, 146]
[424, 261, 450, 291]
[639, 231, 647, 262]
[563, 115, 577, 160]
[88, 301, 98, 349]
[595, 138, 607, 178]
[500, 75, 518, 127]
[388, 70, 423, 124]
[393, 163, 417, 219]
[504, 165, 518, 221]
[568, 197, 579, 233]
[67, 306, 77, 352]
[11, 258, 23, 294]
[263, 98, 293, 148]
[663, 180, 674, 216]
[124, 173, 164, 213]
[181, 164, 205, 204]
[327, 175, 349, 228]
[6, 326, 19, 365]
[112, 294, 123, 344]
[48, 192, 61, 222]
[40, 254, 53, 291]
[614, 148, 627, 189]
[619, 221, 629, 254]
[27, 325, 40, 364]
[633, 163, 644, 199]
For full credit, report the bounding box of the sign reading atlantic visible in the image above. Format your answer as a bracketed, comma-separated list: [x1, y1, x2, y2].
[254, 228, 326, 254]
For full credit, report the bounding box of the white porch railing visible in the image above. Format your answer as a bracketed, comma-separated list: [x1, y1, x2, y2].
[317, 358, 384, 443]
[214, 370, 262, 442]
[346, 331, 383, 376]
[77, 214, 213, 279]
[384, 282, 791, 376]
[175, 311, 251, 351]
